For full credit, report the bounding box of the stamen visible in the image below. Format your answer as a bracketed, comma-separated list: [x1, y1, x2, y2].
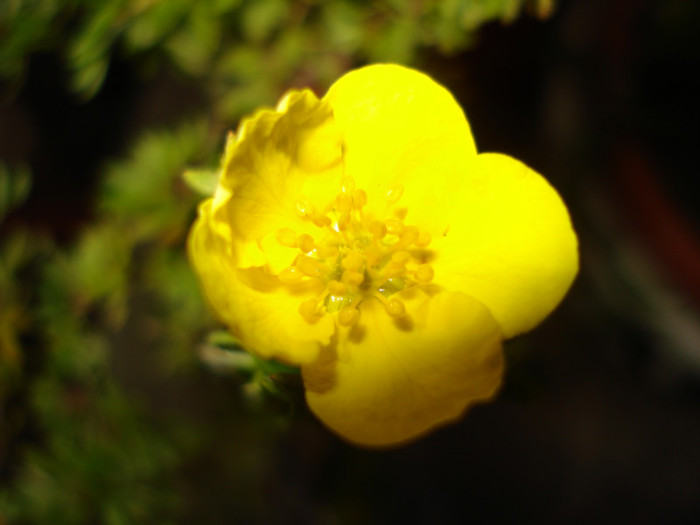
[311, 214, 332, 228]
[296, 198, 313, 217]
[384, 264, 404, 278]
[400, 225, 419, 247]
[386, 297, 406, 317]
[415, 229, 432, 248]
[375, 293, 406, 318]
[352, 189, 367, 209]
[341, 176, 356, 193]
[335, 212, 351, 231]
[279, 266, 302, 283]
[276, 228, 298, 248]
[341, 251, 364, 271]
[385, 218, 404, 236]
[299, 299, 319, 322]
[327, 280, 347, 295]
[297, 255, 323, 277]
[390, 251, 410, 265]
[342, 270, 364, 286]
[369, 220, 387, 239]
[298, 233, 315, 253]
[335, 193, 353, 213]
[387, 185, 404, 204]
[364, 246, 382, 267]
[338, 306, 359, 326]
[283, 179, 433, 326]
[413, 264, 434, 284]
[317, 244, 339, 258]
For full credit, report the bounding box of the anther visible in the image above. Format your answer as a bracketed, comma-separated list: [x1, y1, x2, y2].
[317, 244, 339, 258]
[400, 226, 419, 247]
[297, 255, 323, 277]
[415, 230, 432, 248]
[364, 247, 382, 267]
[387, 185, 404, 204]
[390, 251, 410, 265]
[278, 266, 302, 283]
[369, 220, 387, 239]
[384, 264, 405, 279]
[341, 176, 356, 193]
[413, 264, 434, 284]
[352, 189, 367, 209]
[299, 299, 320, 322]
[341, 251, 364, 271]
[342, 270, 364, 286]
[335, 193, 353, 213]
[311, 214, 332, 228]
[386, 218, 405, 236]
[335, 212, 351, 231]
[386, 297, 406, 317]
[338, 306, 360, 327]
[298, 234, 315, 253]
[327, 280, 347, 295]
[276, 228, 298, 248]
[376, 293, 406, 317]
[295, 198, 314, 217]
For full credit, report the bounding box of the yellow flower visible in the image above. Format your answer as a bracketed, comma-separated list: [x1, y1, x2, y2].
[188, 64, 578, 447]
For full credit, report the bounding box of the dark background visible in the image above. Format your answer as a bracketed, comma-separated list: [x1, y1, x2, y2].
[2, 0, 700, 522]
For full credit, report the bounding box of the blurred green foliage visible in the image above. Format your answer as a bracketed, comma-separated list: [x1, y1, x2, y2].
[1, 0, 553, 109]
[0, 0, 554, 522]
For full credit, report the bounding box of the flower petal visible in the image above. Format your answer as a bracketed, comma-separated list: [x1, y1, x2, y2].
[433, 153, 579, 338]
[218, 89, 345, 272]
[302, 290, 503, 447]
[188, 200, 335, 364]
[324, 64, 477, 230]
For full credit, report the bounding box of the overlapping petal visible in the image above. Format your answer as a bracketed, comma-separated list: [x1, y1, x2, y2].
[189, 200, 334, 364]
[302, 291, 503, 447]
[432, 153, 578, 338]
[324, 64, 477, 232]
[218, 90, 345, 273]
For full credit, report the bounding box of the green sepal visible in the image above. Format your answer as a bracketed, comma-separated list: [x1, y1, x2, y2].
[182, 168, 219, 196]
[202, 330, 300, 376]
[251, 355, 299, 376]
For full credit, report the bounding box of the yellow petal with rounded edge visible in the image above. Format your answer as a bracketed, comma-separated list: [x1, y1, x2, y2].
[324, 64, 477, 232]
[188, 200, 334, 364]
[433, 153, 578, 338]
[302, 290, 503, 447]
[218, 89, 345, 273]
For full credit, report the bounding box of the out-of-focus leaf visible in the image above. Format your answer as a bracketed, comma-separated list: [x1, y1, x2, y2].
[124, 0, 190, 51]
[165, 4, 222, 75]
[322, 1, 365, 54]
[101, 121, 208, 241]
[3, 377, 181, 524]
[0, 0, 62, 80]
[0, 162, 31, 223]
[369, 15, 418, 63]
[241, 0, 289, 44]
[67, 1, 125, 97]
[140, 249, 212, 370]
[218, 81, 277, 122]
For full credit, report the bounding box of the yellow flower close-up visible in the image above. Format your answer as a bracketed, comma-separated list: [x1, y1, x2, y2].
[188, 64, 578, 447]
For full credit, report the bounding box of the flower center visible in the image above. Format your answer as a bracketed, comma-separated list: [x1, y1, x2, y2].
[275, 177, 434, 326]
